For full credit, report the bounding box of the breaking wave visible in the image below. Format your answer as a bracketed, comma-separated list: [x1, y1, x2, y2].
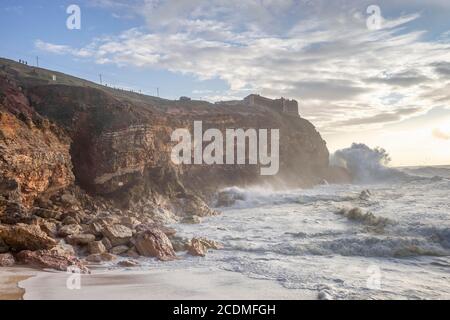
[331, 143, 412, 183]
[215, 186, 359, 208]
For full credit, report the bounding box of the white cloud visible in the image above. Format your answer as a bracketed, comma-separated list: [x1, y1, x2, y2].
[35, 1, 450, 133]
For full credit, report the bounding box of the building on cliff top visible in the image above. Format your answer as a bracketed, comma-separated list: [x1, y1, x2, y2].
[243, 94, 299, 116]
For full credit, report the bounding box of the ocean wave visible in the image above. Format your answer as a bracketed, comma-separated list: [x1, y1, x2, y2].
[215, 186, 358, 208]
[227, 235, 449, 258]
[306, 236, 450, 258]
[331, 143, 425, 183]
[335, 207, 393, 229]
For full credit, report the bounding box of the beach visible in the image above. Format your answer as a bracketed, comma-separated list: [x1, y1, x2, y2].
[5, 267, 315, 300]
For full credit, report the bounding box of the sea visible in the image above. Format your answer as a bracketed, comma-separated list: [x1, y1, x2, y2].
[139, 145, 450, 299]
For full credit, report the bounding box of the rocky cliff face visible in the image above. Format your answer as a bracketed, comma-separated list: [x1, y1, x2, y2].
[0, 57, 349, 270]
[0, 74, 74, 207]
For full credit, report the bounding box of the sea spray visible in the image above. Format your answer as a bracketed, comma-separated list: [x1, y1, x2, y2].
[331, 143, 410, 183]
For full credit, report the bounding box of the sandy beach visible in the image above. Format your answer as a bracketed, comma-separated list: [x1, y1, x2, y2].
[0, 267, 38, 300]
[7, 266, 316, 300]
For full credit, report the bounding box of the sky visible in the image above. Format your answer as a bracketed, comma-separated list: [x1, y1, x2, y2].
[1, 0, 450, 166]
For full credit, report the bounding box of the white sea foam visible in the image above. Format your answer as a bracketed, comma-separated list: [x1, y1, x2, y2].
[169, 160, 450, 299]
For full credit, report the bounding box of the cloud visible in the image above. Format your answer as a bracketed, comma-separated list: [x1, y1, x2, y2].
[35, 40, 92, 57]
[432, 128, 450, 140]
[365, 71, 431, 87]
[332, 107, 423, 127]
[34, 1, 450, 132]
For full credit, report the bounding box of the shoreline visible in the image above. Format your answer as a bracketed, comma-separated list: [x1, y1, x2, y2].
[10, 266, 316, 300]
[0, 267, 38, 300]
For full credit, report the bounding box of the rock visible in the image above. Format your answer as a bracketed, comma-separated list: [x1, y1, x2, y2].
[0, 223, 57, 251]
[37, 219, 58, 237]
[60, 210, 84, 224]
[61, 193, 78, 206]
[119, 216, 140, 229]
[181, 215, 202, 224]
[0, 253, 15, 267]
[124, 247, 139, 258]
[85, 253, 116, 263]
[101, 224, 133, 246]
[131, 227, 176, 261]
[318, 290, 333, 300]
[16, 249, 88, 273]
[110, 245, 129, 255]
[62, 216, 79, 226]
[186, 237, 223, 257]
[54, 242, 76, 256]
[102, 237, 113, 250]
[0, 177, 21, 203]
[58, 224, 82, 237]
[88, 221, 103, 236]
[33, 207, 60, 220]
[359, 189, 371, 201]
[117, 259, 140, 267]
[66, 233, 96, 246]
[0, 237, 10, 253]
[0, 202, 35, 225]
[88, 241, 106, 255]
[135, 223, 177, 237]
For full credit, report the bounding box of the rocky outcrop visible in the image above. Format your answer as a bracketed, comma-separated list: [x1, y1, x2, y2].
[0, 252, 15, 266]
[131, 227, 176, 261]
[0, 223, 57, 251]
[0, 79, 74, 207]
[16, 248, 88, 273]
[101, 224, 133, 246]
[0, 58, 350, 213]
[0, 57, 350, 269]
[186, 237, 223, 257]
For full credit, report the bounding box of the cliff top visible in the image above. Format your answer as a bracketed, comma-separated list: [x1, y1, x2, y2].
[0, 57, 299, 117]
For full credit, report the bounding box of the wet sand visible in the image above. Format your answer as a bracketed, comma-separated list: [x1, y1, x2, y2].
[0, 267, 37, 300]
[19, 267, 316, 300]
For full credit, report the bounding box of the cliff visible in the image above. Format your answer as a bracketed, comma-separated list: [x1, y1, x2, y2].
[0, 57, 349, 269]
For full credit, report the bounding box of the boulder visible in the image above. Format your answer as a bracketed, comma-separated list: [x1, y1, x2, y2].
[110, 245, 129, 255]
[62, 216, 79, 226]
[117, 259, 140, 267]
[58, 224, 82, 237]
[37, 219, 58, 237]
[131, 227, 176, 261]
[135, 223, 177, 237]
[0, 223, 57, 251]
[66, 233, 96, 246]
[16, 249, 88, 273]
[101, 237, 113, 250]
[119, 216, 140, 229]
[124, 247, 139, 258]
[186, 237, 223, 257]
[60, 193, 78, 206]
[85, 252, 116, 263]
[101, 224, 133, 246]
[0, 252, 15, 267]
[88, 241, 106, 255]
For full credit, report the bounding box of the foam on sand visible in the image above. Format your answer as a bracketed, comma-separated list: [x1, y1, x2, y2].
[19, 267, 316, 300]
